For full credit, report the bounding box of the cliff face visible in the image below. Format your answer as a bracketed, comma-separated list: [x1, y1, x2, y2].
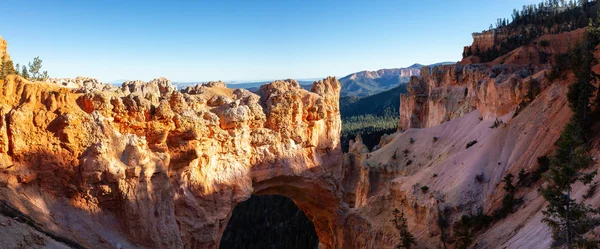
[0, 36, 8, 60]
[398, 64, 534, 130]
[356, 28, 600, 248]
[400, 29, 586, 131]
[0, 73, 352, 248]
[0, 36, 11, 70]
[464, 30, 511, 55]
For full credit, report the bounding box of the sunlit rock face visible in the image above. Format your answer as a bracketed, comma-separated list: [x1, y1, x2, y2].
[398, 64, 538, 130]
[0, 70, 350, 248]
[0, 36, 9, 62]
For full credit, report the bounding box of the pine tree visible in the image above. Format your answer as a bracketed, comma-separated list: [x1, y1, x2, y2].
[0, 55, 16, 80]
[21, 65, 30, 79]
[0, 55, 5, 80]
[27, 56, 48, 81]
[392, 208, 416, 249]
[541, 20, 600, 248]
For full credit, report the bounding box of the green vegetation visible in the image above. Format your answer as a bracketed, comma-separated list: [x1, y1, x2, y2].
[453, 209, 493, 249]
[26, 57, 49, 81]
[493, 173, 524, 219]
[436, 207, 449, 249]
[0, 56, 49, 81]
[474, 173, 485, 183]
[489, 118, 504, 128]
[541, 20, 600, 248]
[340, 84, 407, 118]
[340, 84, 409, 152]
[466, 140, 478, 149]
[515, 155, 551, 187]
[339, 71, 410, 97]
[465, 1, 599, 62]
[341, 107, 399, 152]
[0, 55, 16, 80]
[420, 185, 429, 193]
[220, 195, 318, 249]
[391, 208, 416, 249]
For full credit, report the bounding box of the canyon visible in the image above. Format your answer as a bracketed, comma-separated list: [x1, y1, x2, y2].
[1, 24, 600, 249]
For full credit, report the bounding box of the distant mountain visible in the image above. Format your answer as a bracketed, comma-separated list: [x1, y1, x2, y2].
[338, 62, 455, 97]
[338, 68, 417, 97]
[172, 80, 315, 92]
[407, 61, 455, 70]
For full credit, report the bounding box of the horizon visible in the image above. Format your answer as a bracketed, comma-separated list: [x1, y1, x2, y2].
[1, 0, 534, 83]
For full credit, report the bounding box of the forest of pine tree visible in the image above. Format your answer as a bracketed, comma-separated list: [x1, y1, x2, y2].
[219, 195, 319, 249]
[464, 0, 599, 62]
[541, 16, 600, 248]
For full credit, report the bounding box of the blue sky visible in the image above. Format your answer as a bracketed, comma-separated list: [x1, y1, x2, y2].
[0, 0, 535, 82]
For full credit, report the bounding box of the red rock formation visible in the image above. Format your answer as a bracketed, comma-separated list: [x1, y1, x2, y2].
[0, 69, 351, 248]
[464, 30, 511, 56]
[0, 36, 9, 61]
[1, 25, 600, 249]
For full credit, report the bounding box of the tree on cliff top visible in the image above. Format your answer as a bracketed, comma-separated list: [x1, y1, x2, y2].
[27, 56, 49, 81]
[392, 208, 416, 249]
[0, 54, 16, 80]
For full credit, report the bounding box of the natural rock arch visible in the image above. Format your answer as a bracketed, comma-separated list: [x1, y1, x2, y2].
[0, 74, 357, 249]
[217, 174, 343, 249]
[219, 194, 320, 249]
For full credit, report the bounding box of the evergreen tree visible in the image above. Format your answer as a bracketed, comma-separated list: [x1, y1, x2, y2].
[0, 55, 5, 80]
[28, 56, 48, 81]
[21, 65, 30, 79]
[0, 55, 16, 80]
[392, 208, 416, 249]
[541, 21, 600, 248]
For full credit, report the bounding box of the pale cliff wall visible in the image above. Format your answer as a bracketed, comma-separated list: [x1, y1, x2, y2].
[399, 64, 533, 130]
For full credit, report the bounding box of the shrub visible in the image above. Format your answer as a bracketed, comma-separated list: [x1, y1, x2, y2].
[466, 140, 478, 149]
[530, 155, 550, 182]
[517, 168, 531, 187]
[490, 118, 503, 129]
[432, 136, 438, 142]
[433, 174, 438, 178]
[421, 186, 429, 193]
[583, 183, 598, 199]
[406, 160, 413, 166]
[409, 138, 415, 144]
[475, 173, 485, 183]
[539, 51, 550, 64]
[454, 209, 492, 249]
[391, 208, 416, 249]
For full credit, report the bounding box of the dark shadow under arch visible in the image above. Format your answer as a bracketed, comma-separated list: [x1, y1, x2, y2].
[219, 195, 319, 249]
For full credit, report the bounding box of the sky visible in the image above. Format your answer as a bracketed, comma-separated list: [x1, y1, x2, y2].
[0, 0, 537, 83]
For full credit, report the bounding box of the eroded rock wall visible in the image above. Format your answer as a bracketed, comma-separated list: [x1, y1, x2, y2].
[0, 73, 349, 249]
[399, 64, 542, 130]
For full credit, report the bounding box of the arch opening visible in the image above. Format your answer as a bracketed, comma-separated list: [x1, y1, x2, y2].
[219, 195, 319, 249]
